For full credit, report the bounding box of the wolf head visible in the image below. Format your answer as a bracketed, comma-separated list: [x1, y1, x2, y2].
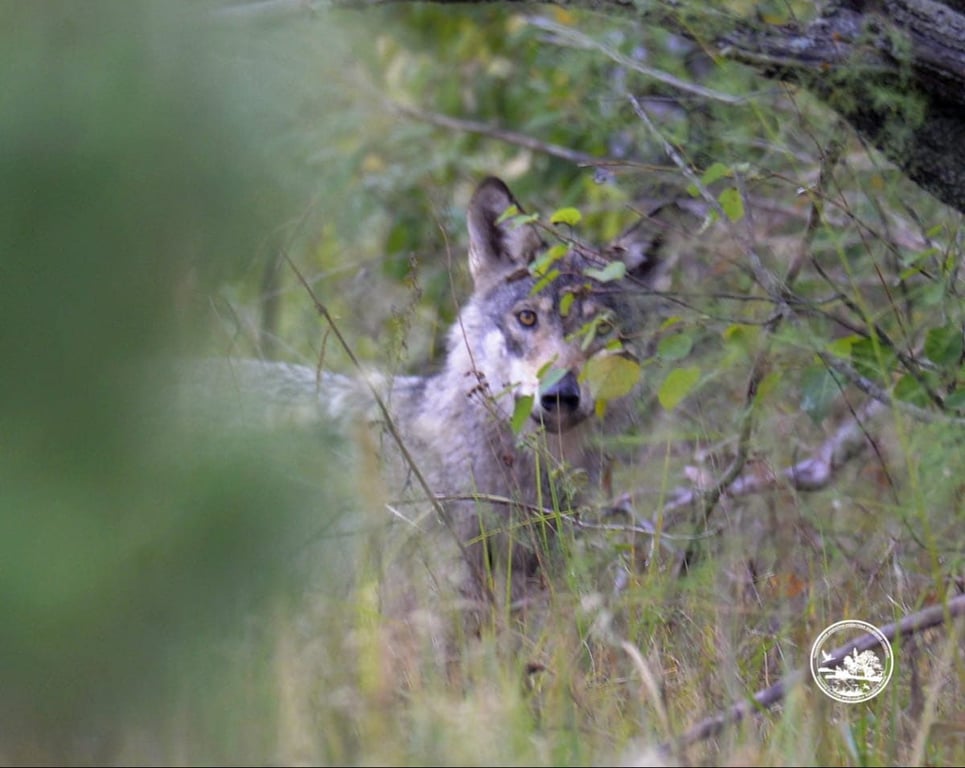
[451, 177, 661, 435]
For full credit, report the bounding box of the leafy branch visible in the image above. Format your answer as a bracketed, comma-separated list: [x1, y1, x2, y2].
[322, 0, 965, 214]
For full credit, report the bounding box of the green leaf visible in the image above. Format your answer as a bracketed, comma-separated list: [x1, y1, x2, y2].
[495, 204, 520, 225]
[529, 243, 567, 277]
[584, 261, 626, 283]
[559, 291, 574, 317]
[510, 394, 534, 435]
[799, 365, 841, 424]
[550, 206, 582, 226]
[944, 388, 965, 411]
[686, 161, 730, 196]
[851, 338, 895, 382]
[657, 332, 693, 361]
[581, 354, 641, 402]
[578, 313, 617, 351]
[894, 374, 930, 407]
[537, 365, 568, 394]
[723, 323, 757, 343]
[722, 324, 759, 357]
[756, 370, 781, 402]
[924, 323, 963, 367]
[718, 187, 744, 222]
[498, 209, 538, 228]
[530, 268, 560, 295]
[702, 161, 731, 185]
[921, 281, 946, 306]
[385, 220, 416, 256]
[827, 335, 861, 358]
[658, 366, 701, 411]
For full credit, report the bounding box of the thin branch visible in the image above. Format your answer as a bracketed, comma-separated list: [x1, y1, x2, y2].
[657, 593, 965, 757]
[676, 364, 756, 575]
[632, 92, 965, 427]
[527, 15, 747, 105]
[817, 350, 965, 426]
[654, 114, 845, 572]
[386, 99, 617, 168]
[283, 257, 495, 603]
[663, 399, 886, 514]
[785, 134, 845, 284]
[388, 491, 709, 542]
[627, 95, 717, 213]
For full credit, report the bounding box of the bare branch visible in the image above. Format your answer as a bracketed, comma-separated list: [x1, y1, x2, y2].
[658, 593, 965, 757]
[386, 99, 617, 168]
[817, 351, 965, 426]
[640, 110, 847, 572]
[527, 15, 747, 105]
[663, 399, 886, 514]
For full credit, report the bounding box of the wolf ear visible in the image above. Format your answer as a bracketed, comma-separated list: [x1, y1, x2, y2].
[605, 198, 691, 285]
[467, 177, 545, 287]
[605, 220, 662, 283]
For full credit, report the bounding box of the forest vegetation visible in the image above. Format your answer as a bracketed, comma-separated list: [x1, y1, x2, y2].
[1, 1, 962, 765]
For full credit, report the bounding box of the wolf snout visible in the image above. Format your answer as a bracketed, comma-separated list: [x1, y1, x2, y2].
[540, 370, 582, 416]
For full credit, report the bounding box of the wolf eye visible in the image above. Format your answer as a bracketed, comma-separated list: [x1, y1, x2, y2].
[595, 318, 614, 336]
[517, 309, 538, 328]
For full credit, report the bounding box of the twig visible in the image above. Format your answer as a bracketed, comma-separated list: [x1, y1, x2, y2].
[651, 113, 843, 572]
[386, 99, 616, 169]
[628, 95, 716, 213]
[663, 368, 886, 515]
[283, 256, 495, 603]
[676, 362, 757, 575]
[785, 134, 844, 284]
[527, 15, 747, 106]
[816, 350, 965, 426]
[387, 491, 717, 545]
[631, 92, 965, 427]
[658, 593, 965, 757]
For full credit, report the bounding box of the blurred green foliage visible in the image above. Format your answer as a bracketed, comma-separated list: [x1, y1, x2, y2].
[0, 2, 364, 761]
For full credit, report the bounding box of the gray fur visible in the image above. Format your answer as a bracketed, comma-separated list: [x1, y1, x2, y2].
[193, 177, 662, 637]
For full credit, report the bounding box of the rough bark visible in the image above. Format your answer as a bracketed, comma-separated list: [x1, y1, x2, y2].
[717, 0, 965, 213]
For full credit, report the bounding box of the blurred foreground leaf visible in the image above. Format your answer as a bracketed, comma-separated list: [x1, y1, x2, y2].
[0, 2, 361, 762]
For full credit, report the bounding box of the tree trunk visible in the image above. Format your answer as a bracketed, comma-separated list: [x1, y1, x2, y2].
[718, 0, 965, 213]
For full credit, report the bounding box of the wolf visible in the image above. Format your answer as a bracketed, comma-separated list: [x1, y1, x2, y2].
[201, 177, 662, 636]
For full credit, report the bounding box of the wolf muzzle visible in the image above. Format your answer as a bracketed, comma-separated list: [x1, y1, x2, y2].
[537, 370, 585, 432]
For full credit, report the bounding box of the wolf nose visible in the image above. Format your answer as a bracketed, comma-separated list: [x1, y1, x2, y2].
[540, 371, 581, 414]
